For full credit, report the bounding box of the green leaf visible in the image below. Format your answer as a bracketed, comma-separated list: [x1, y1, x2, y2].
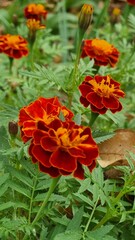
[86, 225, 114, 240]
[9, 181, 31, 198]
[0, 202, 15, 211]
[7, 167, 33, 188]
[0, 173, 9, 186]
[66, 206, 84, 231]
[54, 230, 82, 240]
[78, 178, 91, 194]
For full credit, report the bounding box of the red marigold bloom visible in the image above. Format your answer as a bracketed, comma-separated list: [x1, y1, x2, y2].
[81, 39, 120, 67]
[79, 75, 125, 114]
[29, 119, 98, 179]
[26, 19, 46, 31]
[18, 97, 74, 143]
[0, 34, 28, 59]
[24, 3, 48, 21]
[126, 0, 135, 5]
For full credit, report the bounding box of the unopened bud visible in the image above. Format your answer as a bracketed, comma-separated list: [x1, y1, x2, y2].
[78, 4, 93, 32]
[8, 121, 18, 136]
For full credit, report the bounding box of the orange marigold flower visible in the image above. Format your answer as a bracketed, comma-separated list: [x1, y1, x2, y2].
[79, 75, 125, 114]
[29, 120, 98, 179]
[81, 38, 120, 67]
[26, 19, 46, 31]
[0, 34, 28, 59]
[126, 0, 135, 5]
[18, 97, 74, 143]
[24, 3, 48, 21]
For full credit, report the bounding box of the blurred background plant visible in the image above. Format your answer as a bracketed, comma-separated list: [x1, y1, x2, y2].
[0, 0, 135, 239]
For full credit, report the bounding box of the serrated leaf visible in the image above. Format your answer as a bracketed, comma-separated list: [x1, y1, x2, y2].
[0, 202, 15, 211]
[78, 178, 91, 194]
[66, 206, 84, 231]
[7, 167, 33, 188]
[0, 173, 9, 186]
[9, 181, 31, 198]
[86, 225, 114, 240]
[54, 230, 82, 240]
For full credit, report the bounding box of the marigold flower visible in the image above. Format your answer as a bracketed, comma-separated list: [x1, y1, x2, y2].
[81, 38, 120, 67]
[126, 0, 135, 5]
[24, 3, 48, 21]
[18, 97, 74, 143]
[26, 19, 46, 31]
[112, 7, 121, 16]
[29, 120, 98, 179]
[0, 34, 28, 59]
[78, 4, 93, 31]
[79, 75, 125, 114]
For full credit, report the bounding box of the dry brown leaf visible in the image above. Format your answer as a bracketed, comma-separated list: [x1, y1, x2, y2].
[97, 129, 135, 168]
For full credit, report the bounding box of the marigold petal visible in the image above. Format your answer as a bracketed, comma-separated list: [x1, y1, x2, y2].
[78, 145, 98, 165]
[33, 130, 48, 144]
[39, 163, 60, 178]
[68, 147, 85, 158]
[88, 160, 96, 172]
[32, 145, 51, 167]
[73, 162, 84, 180]
[86, 92, 103, 109]
[91, 104, 107, 114]
[50, 148, 77, 172]
[80, 96, 90, 107]
[79, 83, 92, 97]
[102, 96, 119, 109]
[41, 136, 58, 152]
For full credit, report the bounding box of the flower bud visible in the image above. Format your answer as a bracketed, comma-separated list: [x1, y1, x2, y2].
[78, 4, 93, 32]
[8, 121, 18, 136]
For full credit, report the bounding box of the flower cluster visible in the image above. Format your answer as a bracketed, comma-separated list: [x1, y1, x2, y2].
[18, 97, 98, 179]
[81, 38, 120, 67]
[79, 75, 125, 114]
[24, 3, 47, 31]
[0, 34, 28, 59]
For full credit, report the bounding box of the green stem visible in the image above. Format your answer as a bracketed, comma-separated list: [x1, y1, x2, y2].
[83, 198, 99, 239]
[28, 175, 38, 224]
[92, 210, 112, 230]
[94, 0, 110, 29]
[93, 173, 135, 231]
[68, 28, 85, 108]
[31, 176, 60, 226]
[9, 57, 13, 74]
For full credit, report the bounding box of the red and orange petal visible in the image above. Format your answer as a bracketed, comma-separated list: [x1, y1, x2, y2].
[81, 39, 120, 67]
[79, 75, 125, 114]
[18, 97, 74, 143]
[0, 34, 28, 59]
[126, 0, 135, 5]
[26, 19, 46, 31]
[28, 121, 98, 179]
[24, 3, 48, 20]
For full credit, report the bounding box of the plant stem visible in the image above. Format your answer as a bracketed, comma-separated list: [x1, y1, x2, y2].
[31, 176, 60, 226]
[93, 172, 135, 231]
[68, 28, 85, 108]
[28, 175, 38, 224]
[94, 0, 110, 29]
[83, 198, 99, 239]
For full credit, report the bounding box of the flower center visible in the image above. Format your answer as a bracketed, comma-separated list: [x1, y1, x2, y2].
[92, 39, 113, 54]
[90, 76, 115, 98]
[6, 35, 20, 47]
[56, 127, 88, 148]
[27, 19, 45, 31]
